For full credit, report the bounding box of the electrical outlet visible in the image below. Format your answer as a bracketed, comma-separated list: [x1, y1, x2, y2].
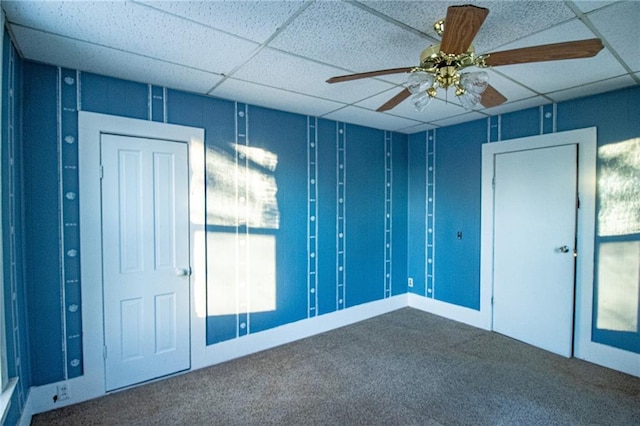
[57, 383, 70, 401]
[408, 277, 414, 288]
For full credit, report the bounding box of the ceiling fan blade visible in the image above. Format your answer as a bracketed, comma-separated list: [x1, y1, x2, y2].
[439, 5, 489, 55]
[480, 84, 507, 108]
[327, 67, 413, 84]
[377, 88, 411, 112]
[484, 38, 604, 67]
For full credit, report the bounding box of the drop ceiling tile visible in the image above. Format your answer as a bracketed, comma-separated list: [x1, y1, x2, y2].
[573, 1, 618, 13]
[490, 19, 626, 94]
[397, 123, 438, 134]
[363, 1, 576, 53]
[376, 73, 413, 85]
[430, 111, 487, 128]
[486, 15, 596, 53]
[471, 1, 576, 52]
[547, 74, 637, 102]
[3, 1, 260, 75]
[323, 106, 423, 132]
[588, 1, 640, 72]
[211, 78, 343, 118]
[269, 0, 428, 73]
[357, 1, 450, 38]
[353, 87, 407, 112]
[232, 48, 395, 104]
[139, 0, 306, 43]
[10, 25, 222, 93]
[482, 96, 550, 116]
[483, 70, 537, 102]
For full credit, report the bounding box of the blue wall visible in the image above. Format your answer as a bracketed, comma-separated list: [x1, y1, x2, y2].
[407, 87, 640, 354]
[18, 62, 409, 385]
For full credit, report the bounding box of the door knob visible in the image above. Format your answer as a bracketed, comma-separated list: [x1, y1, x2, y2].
[555, 245, 570, 253]
[175, 267, 191, 276]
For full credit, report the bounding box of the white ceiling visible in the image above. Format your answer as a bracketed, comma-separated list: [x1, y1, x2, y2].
[3, 0, 639, 134]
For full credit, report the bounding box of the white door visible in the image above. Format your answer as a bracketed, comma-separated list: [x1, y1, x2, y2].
[101, 134, 191, 391]
[492, 144, 577, 357]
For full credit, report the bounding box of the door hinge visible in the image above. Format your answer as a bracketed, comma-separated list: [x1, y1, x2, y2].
[99, 165, 104, 179]
[492, 177, 495, 188]
[103, 345, 107, 359]
[576, 194, 581, 209]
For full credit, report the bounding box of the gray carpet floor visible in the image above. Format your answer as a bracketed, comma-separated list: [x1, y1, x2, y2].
[32, 308, 640, 425]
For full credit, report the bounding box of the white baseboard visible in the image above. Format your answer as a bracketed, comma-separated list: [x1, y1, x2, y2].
[408, 293, 491, 330]
[194, 294, 408, 370]
[576, 340, 640, 378]
[18, 388, 31, 426]
[24, 295, 408, 418]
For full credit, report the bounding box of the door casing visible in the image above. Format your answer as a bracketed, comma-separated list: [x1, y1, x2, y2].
[481, 128, 601, 361]
[78, 112, 205, 397]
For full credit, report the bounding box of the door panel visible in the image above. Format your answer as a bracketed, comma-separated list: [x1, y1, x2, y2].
[155, 293, 177, 353]
[102, 134, 190, 391]
[119, 150, 144, 273]
[153, 152, 177, 270]
[493, 144, 577, 357]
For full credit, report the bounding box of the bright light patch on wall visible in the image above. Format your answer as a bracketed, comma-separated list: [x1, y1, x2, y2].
[597, 138, 640, 236]
[190, 139, 206, 226]
[207, 233, 276, 316]
[194, 230, 207, 319]
[205, 142, 279, 317]
[596, 241, 639, 332]
[206, 144, 280, 229]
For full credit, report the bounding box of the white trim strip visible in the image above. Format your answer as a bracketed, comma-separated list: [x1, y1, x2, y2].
[307, 117, 318, 317]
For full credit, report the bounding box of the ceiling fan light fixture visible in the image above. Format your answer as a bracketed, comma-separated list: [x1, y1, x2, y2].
[460, 71, 489, 94]
[325, 5, 604, 114]
[406, 71, 435, 94]
[459, 90, 482, 110]
[412, 91, 434, 112]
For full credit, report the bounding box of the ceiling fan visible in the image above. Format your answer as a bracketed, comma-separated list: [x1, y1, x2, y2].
[326, 4, 604, 112]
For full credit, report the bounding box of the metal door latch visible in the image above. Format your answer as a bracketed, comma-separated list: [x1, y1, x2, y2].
[175, 267, 191, 276]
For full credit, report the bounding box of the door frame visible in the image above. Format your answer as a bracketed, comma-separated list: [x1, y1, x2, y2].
[78, 112, 205, 398]
[481, 127, 638, 376]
